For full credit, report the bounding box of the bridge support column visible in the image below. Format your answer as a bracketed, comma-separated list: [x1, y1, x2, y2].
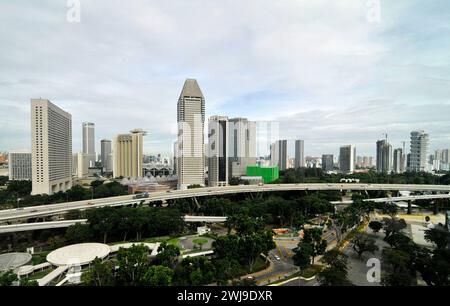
[407, 200, 412, 215]
[433, 200, 439, 215]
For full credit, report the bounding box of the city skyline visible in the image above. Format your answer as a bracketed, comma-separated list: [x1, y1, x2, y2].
[1, 1, 450, 157]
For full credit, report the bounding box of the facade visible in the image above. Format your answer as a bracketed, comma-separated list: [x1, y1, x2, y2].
[322, 154, 334, 172]
[294, 140, 305, 169]
[339, 145, 356, 174]
[442, 149, 449, 164]
[101, 139, 112, 173]
[409, 130, 429, 172]
[75, 152, 89, 178]
[228, 118, 257, 177]
[82, 122, 96, 167]
[270, 140, 288, 171]
[113, 129, 145, 178]
[8, 151, 32, 180]
[208, 116, 228, 187]
[246, 165, 279, 183]
[176, 79, 205, 189]
[393, 148, 404, 174]
[31, 99, 72, 195]
[376, 139, 393, 173]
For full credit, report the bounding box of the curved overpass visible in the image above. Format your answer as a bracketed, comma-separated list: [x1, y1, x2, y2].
[1, 183, 450, 222]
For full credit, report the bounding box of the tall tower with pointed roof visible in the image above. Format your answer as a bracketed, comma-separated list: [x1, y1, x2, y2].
[177, 79, 205, 189]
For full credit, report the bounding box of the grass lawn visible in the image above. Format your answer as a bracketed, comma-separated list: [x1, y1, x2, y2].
[23, 268, 54, 281]
[192, 238, 208, 245]
[235, 256, 268, 276]
[31, 252, 50, 265]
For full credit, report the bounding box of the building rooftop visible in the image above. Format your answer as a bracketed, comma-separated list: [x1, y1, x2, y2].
[179, 79, 204, 99]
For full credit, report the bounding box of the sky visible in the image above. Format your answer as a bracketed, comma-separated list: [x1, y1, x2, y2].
[1, 0, 450, 158]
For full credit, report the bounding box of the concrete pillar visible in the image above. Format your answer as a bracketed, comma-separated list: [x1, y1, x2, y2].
[407, 200, 412, 215]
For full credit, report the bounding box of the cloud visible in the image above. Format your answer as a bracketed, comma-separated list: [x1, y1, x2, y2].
[0, 0, 449, 158]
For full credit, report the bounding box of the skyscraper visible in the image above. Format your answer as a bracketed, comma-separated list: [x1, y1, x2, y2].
[8, 150, 32, 180]
[442, 149, 449, 164]
[113, 129, 146, 178]
[31, 99, 72, 195]
[228, 117, 257, 177]
[376, 139, 393, 173]
[271, 140, 288, 171]
[101, 139, 112, 173]
[177, 79, 205, 189]
[393, 148, 404, 174]
[82, 122, 96, 167]
[294, 140, 305, 169]
[322, 154, 334, 172]
[208, 116, 228, 187]
[409, 130, 429, 172]
[339, 145, 356, 174]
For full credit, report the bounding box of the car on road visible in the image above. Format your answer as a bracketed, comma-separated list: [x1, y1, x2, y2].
[133, 192, 149, 199]
[274, 255, 281, 261]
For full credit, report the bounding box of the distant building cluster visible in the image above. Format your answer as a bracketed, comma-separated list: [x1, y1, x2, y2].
[2, 80, 449, 195]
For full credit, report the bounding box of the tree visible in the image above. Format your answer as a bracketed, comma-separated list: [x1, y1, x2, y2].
[302, 228, 327, 264]
[116, 244, 150, 286]
[383, 217, 406, 239]
[415, 248, 450, 286]
[232, 278, 257, 286]
[318, 249, 352, 286]
[140, 265, 173, 286]
[239, 230, 275, 272]
[351, 232, 379, 258]
[65, 223, 92, 244]
[117, 207, 135, 242]
[90, 180, 104, 190]
[424, 226, 450, 250]
[368, 221, 383, 233]
[173, 257, 216, 286]
[385, 233, 412, 249]
[81, 258, 115, 286]
[87, 207, 119, 243]
[0, 270, 17, 286]
[293, 242, 314, 269]
[318, 266, 352, 286]
[155, 241, 180, 268]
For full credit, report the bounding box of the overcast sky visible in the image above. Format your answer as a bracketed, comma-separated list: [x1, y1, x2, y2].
[1, 0, 449, 158]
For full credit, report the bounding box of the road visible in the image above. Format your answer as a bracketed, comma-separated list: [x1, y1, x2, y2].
[1, 183, 450, 222]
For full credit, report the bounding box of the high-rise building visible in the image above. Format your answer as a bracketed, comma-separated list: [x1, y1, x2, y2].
[339, 145, 356, 174]
[113, 129, 146, 178]
[271, 140, 288, 171]
[101, 139, 112, 173]
[208, 116, 228, 187]
[434, 149, 442, 162]
[82, 122, 96, 167]
[177, 79, 205, 189]
[8, 151, 32, 180]
[73, 152, 89, 178]
[31, 99, 72, 195]
[322, 154, 334, 172]
[442, 149, 449, 164]
[409, 130, 429, 172]
[376, 139, 393, 173]
[228, 118, 257, 177]
[294, 140, 305, 169]
[393, 148, 404, 174]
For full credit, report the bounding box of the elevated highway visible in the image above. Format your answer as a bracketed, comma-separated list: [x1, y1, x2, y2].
[1, 183, 450, 222]
[0, 216, 228, 234]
